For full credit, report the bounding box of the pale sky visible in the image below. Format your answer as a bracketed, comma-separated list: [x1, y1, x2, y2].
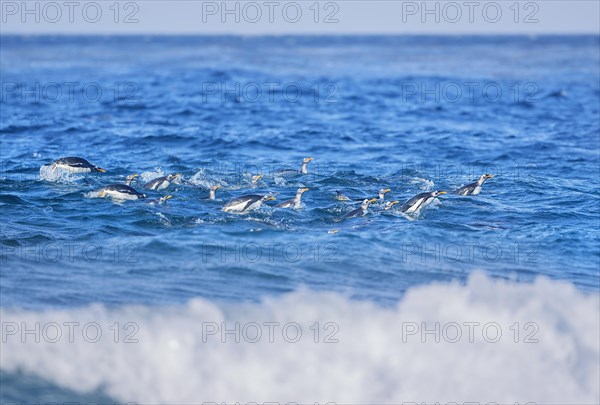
[1, 0, 599, 34]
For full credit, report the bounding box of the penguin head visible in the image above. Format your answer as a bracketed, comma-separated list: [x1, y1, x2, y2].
[167, 173, 183, 182]
[384, 200, 400, 210]
[361, 198, 377, 209]
[379, 188, 391, 198]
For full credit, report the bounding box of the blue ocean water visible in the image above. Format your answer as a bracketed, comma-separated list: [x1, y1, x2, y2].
[1, 35, 599, 402]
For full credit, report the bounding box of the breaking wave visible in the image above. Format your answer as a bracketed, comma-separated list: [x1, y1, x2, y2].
[1, 273, 598, 403]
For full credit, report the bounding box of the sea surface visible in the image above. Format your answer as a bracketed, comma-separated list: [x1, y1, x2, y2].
[1, 35, 599, 402]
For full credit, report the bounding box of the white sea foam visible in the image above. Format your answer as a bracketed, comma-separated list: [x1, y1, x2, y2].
[410, 177, 435, 191]
[140, 167, 165, 183]
[1, 273, 598, 403]
[39, 164, 83, 183]
[83, 190, 103, 199]
[188, 169, 227, 189]
[273, 175, 288, 186]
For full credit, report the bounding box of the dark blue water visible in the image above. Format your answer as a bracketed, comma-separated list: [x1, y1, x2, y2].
[1, 35, 599, 402]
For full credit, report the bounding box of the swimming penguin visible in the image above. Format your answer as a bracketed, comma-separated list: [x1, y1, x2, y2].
[345, 198, 377, 218]
[147, 195, 172, 205]
[276, 188, 309, 209]
[376, 188, 392, 202]
[455, 174, 494, 196]
[277, 157, 313, 176]
[206, 185, 221, 200]
[144, 173, 182, 191]
[401, 191, 446, 214]
[251, 174, 263, 186]
[353, 188, 391, 203]
[300, 157, 313, 174]
[222, 194, 276, 213]
[335, 191, 351, 201]
[97, 174, 146, 200]
[51, 157, 105, 173]
[383, 200, 400, 210]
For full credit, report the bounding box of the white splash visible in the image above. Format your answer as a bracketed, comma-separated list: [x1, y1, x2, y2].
[1, 273, 598, 403]
[188, 169, 227, 189]
[140, 167, 165, 183]
[39, 164, 83, 183]
[410, 177, 435, 191]
[83, 190, 103, 199]
[273, 175, 288, 186]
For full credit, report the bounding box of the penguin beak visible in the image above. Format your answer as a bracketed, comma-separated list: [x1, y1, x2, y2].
[164, 195, 172, 200]
[214, 185, 221, 190]
[305, 157, 313, 162]
[390, 200, 399, 205]
[486, 174, 495, 179]
[266, 196, 276, 201]
[301, 188, 309, 192]
[383, 188, 391, 194]
[96, 167, 106, 173]
[438, 191, 447, 195]
[368, 198, 378, 203]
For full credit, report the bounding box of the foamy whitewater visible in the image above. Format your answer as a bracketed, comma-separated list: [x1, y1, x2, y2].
[2, 274, 598, 403]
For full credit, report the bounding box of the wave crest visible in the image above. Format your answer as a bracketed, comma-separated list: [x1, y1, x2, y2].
[1, 273, 598, 403]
